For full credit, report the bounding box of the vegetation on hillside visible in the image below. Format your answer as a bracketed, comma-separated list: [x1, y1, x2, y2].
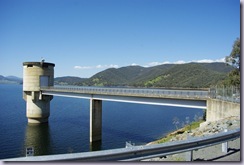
[62, 38, 239, 88]
[54, 76, 87, 85]
[153, 120, 205, 144]
[71, 62, 233, 88]
[218, 38, 240, 87]
[132, 63, 229, 88]
[55, 37, 240, 88]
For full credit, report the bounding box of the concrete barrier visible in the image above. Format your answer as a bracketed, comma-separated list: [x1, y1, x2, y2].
[207, 99, 240, 122]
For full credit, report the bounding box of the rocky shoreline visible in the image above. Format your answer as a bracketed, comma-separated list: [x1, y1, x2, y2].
[148, 116, 240, 145]
[145, 116, 240, 161]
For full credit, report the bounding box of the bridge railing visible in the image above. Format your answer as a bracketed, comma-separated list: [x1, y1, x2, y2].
[209, 86, 240, 103]
[41, 86, 210, 99]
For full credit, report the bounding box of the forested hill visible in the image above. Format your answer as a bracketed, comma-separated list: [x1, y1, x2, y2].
[54, 76, 87, 85]
[56, 62, 234, 88]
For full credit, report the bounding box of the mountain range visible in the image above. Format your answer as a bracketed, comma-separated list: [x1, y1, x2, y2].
[0, 75, 23, 84]
[1, 62, 234, 88]
[70, 62, 233, 88]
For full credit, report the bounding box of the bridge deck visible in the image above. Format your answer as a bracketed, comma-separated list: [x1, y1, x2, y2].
[41, 86, 209, 100]
[40, 86, 209, 109]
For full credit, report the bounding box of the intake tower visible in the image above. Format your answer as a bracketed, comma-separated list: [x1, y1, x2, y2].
[23, 62, 55, 124]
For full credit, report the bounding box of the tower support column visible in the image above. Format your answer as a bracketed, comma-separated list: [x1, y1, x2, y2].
[90, 99, 102, 142]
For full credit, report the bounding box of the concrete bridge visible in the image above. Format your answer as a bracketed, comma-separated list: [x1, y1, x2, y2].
[40, 86, 208, 108]
[22, 61, 240, 143]
[40, 86, 208, 143]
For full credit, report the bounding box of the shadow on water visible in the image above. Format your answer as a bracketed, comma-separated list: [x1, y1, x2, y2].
[24, 123, 51, 156]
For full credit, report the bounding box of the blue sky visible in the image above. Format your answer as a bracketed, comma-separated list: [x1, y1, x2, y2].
[0, 0, 240, 78]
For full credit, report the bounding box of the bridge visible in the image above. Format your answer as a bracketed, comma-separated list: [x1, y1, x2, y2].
[40, 86, 209, 108]
[22, 61, 240, 144]
[40, 86, 208, 142]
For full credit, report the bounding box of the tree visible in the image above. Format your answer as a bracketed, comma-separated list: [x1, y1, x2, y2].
[226, 38, 240, 71]
[223, 38, 240, 86]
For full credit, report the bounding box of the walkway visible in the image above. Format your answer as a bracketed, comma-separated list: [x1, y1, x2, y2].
[41, 86, 208, 109]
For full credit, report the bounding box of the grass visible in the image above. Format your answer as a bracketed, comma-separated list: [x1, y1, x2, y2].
[184, 120, 204, 131]
[154, 120, 204, 144]
[172, 157, 186, 161]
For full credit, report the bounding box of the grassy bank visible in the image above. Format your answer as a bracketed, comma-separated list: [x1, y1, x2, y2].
[150, 120, 205, 144]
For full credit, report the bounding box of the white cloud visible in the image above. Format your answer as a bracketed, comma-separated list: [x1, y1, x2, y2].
[144, 58, 226, 68]
[96, 64, 119, 69]
[74, 64, 119, 70]
[144, 60, 186, 67]
[131, 63, 139, 66]
[174, 60, 186, 64]
[96, 65, 103, 69]
[74, 58, 226, 71]
[148, 62, 163, 66]
[162, 61, 171, 64]
[191, 58, 225, 63]
[215, 58, 226, 62]
[192, 59, 213, 63]
[74, 66, 92, 69]
[110, 64, 119, 68]
[144, 61, 169, 67]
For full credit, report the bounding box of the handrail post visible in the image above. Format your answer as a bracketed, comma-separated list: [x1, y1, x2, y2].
[185, 135, 194, 161]
[222, 129, 228, 153]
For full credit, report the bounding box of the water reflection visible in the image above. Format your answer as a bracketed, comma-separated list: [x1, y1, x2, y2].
[24, 123, 51, 156]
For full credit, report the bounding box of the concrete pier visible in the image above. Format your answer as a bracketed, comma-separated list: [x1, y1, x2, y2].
[90, 99, 102, 142]
[23, 62, 55, 124]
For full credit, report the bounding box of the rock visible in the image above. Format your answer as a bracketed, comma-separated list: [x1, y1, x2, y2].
[181, 134, 188, 140]
[226, 121, 233, 126]
[200, 121, 209, 128]
[147, 116, 240, 148]
[192, 130, 203, 137]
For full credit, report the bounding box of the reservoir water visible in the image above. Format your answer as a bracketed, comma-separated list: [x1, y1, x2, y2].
[0, 84, 204, 159]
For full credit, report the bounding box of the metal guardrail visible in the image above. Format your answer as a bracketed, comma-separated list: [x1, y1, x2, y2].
[41, 86, 210, 99]
[3, 128, 240, 161]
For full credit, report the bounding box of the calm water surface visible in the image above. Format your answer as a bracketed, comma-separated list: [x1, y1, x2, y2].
[0, 84, 204, 159]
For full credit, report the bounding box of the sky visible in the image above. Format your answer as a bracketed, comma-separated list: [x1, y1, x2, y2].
[0, 0, 240, 78]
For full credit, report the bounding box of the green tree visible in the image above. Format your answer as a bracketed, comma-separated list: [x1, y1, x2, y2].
[226, 38, 240, 71]
[223, 38, 240, 86]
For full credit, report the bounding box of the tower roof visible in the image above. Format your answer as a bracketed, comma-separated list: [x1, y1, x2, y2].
[23, 62, 55, 67]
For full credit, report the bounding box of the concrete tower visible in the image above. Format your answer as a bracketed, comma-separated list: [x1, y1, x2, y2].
[23, 62, 55, 124]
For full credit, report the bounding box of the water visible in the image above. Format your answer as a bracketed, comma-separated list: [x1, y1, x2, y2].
[0, 84, 204, 159]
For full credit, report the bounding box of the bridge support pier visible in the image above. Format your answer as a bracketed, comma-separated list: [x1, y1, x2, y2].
[90, 99, 102, 143]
